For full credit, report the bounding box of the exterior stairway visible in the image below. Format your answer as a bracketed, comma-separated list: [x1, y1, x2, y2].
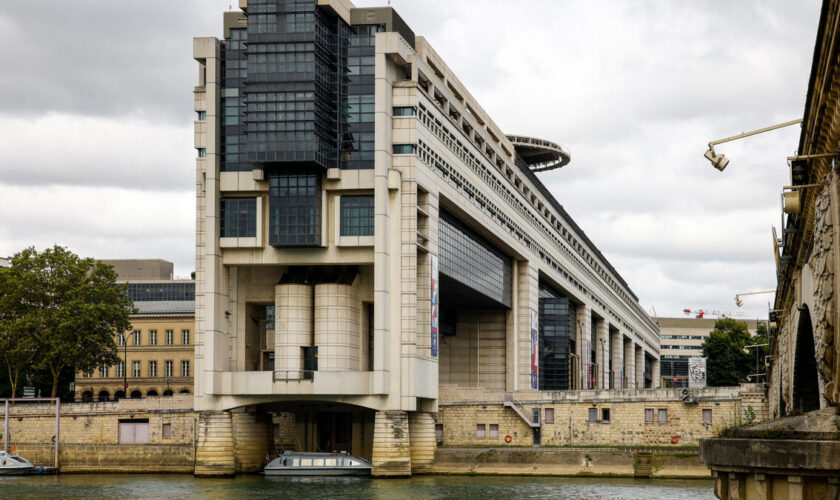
[503, 392, 540, 428]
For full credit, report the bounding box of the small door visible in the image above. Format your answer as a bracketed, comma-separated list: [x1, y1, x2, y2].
[119, 421, 150, 444]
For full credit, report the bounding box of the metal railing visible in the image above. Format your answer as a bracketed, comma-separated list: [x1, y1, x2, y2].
[272, 370, 315, 382]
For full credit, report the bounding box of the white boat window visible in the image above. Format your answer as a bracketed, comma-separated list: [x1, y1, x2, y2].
[282, 459, 289, 466]
[348, 460, 356, 466]
[313, 459, 325, 466]
[325, 459, 337, 466]
[300, 459, 312, 467]
[291, 458, 299, 466]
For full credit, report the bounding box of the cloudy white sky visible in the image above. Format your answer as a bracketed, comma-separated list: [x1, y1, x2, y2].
[0, 0, 821, 319]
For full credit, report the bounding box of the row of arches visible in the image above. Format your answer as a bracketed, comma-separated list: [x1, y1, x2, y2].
[79, 388, 191, 402]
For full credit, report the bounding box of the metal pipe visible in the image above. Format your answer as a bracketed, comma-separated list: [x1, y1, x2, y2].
[55, 399, 60, 469]
[783, 184, 823, 190]
[3, 400, 7, 453]
[786, 153, 838, 161]
[708, 119, 803, 150]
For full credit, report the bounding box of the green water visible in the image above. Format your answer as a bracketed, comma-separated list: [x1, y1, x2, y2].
[0, 474, 715, 499]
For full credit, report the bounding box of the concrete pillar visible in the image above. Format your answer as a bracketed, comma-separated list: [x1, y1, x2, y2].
[576, 305, 592, 389]
[828, 477, 840, 500]
[652, 357, 661, 389]
[194, 411, 236, 477]
[713, 471, 730, 500]
[371, 410, 411, 477]
[408, 412, 436, 474]
[611, 328, 623, 389]
[788, 475, 803, 500]
[624, 336, 635, 389]
[275, 284, 313, 379]
[635, 344, 644, 389]
[753, 474, 771, 500]
[596, 319, 609, 389]
[315, 281, 361, 371]
[232, 410, 273, 473]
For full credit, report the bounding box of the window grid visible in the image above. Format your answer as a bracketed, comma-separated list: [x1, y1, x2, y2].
[117, 362, 125, 378]
[132, 361, 141, 378]
[150, 330, 157, 346]
[165, 361, 173, 378]
[182, 330, 190, 345]
[166, 330, 174, 346]
[221, 198, 258, 238]
[149, 361, 157, 378]
[269, 171, 321, 246]
[133, 331, 141, 346]
[181, 361, 190, 377]
[340, 196, 374, 236]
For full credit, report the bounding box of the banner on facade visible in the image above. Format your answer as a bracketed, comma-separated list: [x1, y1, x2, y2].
[430, 254, 439, 357]
[688, 357, 707, 388]
[530, 310, 539, 389]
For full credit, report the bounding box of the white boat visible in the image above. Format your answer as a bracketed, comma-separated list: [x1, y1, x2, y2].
[0, 451, 33, 475]
[263, 450, 371, 476]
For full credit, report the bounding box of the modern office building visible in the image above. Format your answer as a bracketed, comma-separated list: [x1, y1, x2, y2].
[74, 260, 195, 401]
[192, 0, 659, 476]
[655, 316, 761, 387]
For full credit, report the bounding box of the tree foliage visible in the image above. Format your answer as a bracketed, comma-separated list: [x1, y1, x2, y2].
[0, 246, 133, 398]
[701, 318, 767, 386]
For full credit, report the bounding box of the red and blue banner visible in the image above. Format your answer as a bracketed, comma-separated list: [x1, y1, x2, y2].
[530, 310, 539, 389]
[430, 255, 439, 357]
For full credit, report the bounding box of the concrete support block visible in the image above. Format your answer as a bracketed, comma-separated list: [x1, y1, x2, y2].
[611, 329, 623, 390]
[652, 358, 661, 389]
[714, 471, 730, 500]
[788, 475, 803, 500]
[408, 411, 436, 474]
[624, 337, 635, 390]
[828, 477, 840, 500]
[232, 411, 272, 473]
[371, 410, 411, 477]
[728, 473, 745, 500]
[315, 281, 362, 371]
[753, 474, 770, 500]
[194, 411, 236, 477]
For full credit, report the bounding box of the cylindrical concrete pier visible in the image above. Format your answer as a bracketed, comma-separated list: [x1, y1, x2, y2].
[275, 283, 313, 379]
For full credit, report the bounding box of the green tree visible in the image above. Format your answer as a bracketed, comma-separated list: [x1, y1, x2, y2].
[0, 246, 133, 397]
[701, 318, 756, 386]
[0, 265, 39, 397]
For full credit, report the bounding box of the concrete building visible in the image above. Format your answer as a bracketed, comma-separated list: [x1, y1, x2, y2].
[74, 260, 195, 401]
[655, 317, 762, 387]
[193, 0, 659, 476]
[0, 257, 9, 268]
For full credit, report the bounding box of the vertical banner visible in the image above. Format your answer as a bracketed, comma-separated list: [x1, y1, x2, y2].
[530, 311, 539, 389]
[688, 357, 706, 388]
[430, 255, 439, 357]
[587, 339, 591, 389]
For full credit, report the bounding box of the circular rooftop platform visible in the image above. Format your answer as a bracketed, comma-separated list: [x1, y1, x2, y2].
[506, 135, 571, 172]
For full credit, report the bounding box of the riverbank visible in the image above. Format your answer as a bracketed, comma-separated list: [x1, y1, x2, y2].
[432, 447, 710, 478]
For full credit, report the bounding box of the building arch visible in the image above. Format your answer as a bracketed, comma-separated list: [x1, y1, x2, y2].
[81, 391, 94, 402]
[162, 389, 174, 397]
[114, 390, 126, 400]
[792, 304, 820, 413]
[179, 389, 191, 394]
[130, 390, 143, 399]
[97, 390, 110, 402]
[146, 389, 159, 397]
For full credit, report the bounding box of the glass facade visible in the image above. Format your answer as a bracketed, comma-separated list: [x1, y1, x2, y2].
[221, 198, 258, 238]
[438, 211, 512, 307]
[393, 106, 415, 116]
[340, 195, 374, 236]
[538, 282, 577, 391]
[269, 170, 322, 246]
[126, 283, 195, 302]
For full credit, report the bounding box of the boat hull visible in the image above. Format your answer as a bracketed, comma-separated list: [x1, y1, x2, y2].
[0, 466, 33, 475]
[264, 467, 370, 476]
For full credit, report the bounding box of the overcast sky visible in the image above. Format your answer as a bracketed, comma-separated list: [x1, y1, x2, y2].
[0, 0, 821, 319]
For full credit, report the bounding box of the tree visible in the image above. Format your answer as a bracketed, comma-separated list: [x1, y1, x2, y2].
[0, 246, 133, 397]
[0, 265, 38, 397]
[701, 318, 756, 386]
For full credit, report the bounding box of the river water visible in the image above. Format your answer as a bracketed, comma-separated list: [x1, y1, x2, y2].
[0, 474, 715, 499]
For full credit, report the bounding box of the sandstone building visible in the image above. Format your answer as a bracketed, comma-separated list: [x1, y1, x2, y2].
[193, 0, 660, 476]
[73, 260, 195, 401]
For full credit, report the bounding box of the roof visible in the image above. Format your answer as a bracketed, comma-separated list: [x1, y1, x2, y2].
[654, 316, 762, 330]
[133, 301, 195, 315]
[507, 135, 571, 172]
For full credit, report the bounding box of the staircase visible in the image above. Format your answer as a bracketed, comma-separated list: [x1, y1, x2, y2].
[634, 452, 653, 478]
[503, 392, 540, 428]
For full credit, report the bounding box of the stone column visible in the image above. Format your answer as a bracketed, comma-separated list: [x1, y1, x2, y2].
[576, 305, 592, 389]
[753, 474, 770, 500]
[596, 319, 609, 390]
[314, 282, 361, 371]
[408, 411, 436, 474]
[275, 284, 313, 379]
[624, 336, 635, 389]
[371, 410, 411, 477]
[611, 328, 623, 390]
[194, 411, 236, 477]
[787, 476, 803, 500]
[232, 410, 273, 473]
[635, 344, 645, 389]
[652, 357, 661, 389]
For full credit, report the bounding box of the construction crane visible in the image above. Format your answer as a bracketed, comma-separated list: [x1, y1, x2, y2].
[682, 308, 749, 319]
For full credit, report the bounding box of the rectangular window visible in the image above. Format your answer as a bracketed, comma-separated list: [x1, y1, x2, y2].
[658, 409, 668, 423]
[119, 420, 149, 444]
[182, 330, 190, 345]
[544, 408, 554, 424]
[645, 408, 654, 423]
[181, 360, 190, 377]
[162, 423, 172, 438]
[392, 144, 416, 155]
[166, 330, 174, 346]
[476, 424, 486, 439]
[393, 106, 416, 116]
[435, 424, 443, 439]
[133, 331, 141, 346]
[269, 170, 322, 247]
[489, 424, 499, 439]
[601, 409, 611, 422]
[340, 195, 374, 236]
[197, 111, 206, 121]
[117, 332, 125, 346]
[702, 409, 712, 424]
[149, 361, 157, 378]
[588, 408, 598, 422]
[100, 364, 109, 378]
[83, 371, 92, 378]
[221, 198, 257, 237]
[132, 361, 141, 377]
[165, 361, 173, 378]
[197, 148, 207, 158]
[149, 330, 157, 346]
[117, 362, 125, 378]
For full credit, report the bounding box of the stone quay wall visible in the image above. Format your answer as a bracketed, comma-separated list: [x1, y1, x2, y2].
[436, 385, 767, 448]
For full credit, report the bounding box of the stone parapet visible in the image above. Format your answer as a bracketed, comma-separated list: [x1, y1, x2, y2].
[194, 411, 236, 477]
[371, 410, 411, 477]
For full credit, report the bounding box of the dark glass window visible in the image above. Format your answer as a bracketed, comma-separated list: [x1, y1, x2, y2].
[221, 198, 258, 238]
[538, 282, 577, 391]
[393, 144, 416, 154]
[393, 106, 416, 116]
[269, 170, 322, 247]
[126, 283, 195, 302]
[340, 195, 374, 236]
[197, 111, 206, 121]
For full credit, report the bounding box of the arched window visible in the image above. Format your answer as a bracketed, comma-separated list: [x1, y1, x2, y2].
[792, 306, 820, 413]
[146, 390, 159, 397]
[130, 390, 142, 399]
[81, 391, 93, 402]
[114, 390, 126, 400]
[97, 391, 110, 402]
[162, 390, 174, 397]
[179, 389, 191, 394]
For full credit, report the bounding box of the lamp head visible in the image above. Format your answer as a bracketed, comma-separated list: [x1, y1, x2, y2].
[735, 295, 743, 307]
[704, 149, 730, 171]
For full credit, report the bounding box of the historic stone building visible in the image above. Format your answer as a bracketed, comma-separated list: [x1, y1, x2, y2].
[193, 0, 660, 476]
[701, 1, 840, 497]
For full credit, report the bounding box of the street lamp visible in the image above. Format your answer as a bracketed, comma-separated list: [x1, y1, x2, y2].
[122, 330, 140, 399]
[743, 343, 770, 382]
[705, 119, 802, 171]
[734, 290, 775, 307]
